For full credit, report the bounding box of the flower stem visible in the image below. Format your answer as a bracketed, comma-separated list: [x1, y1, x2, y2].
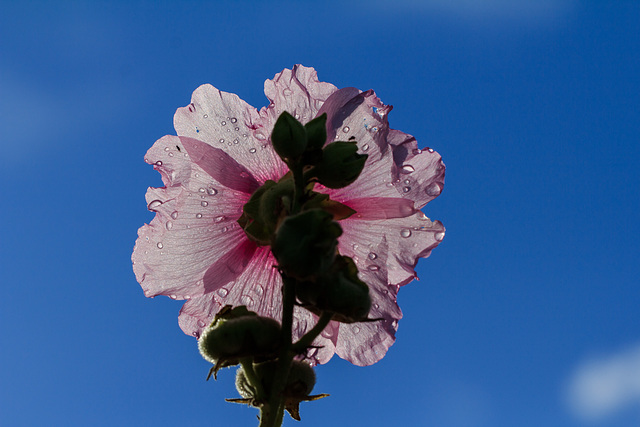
[291, 162, 305, 215]
[258, 275, 297, 427]
[240, 358, 265, 402]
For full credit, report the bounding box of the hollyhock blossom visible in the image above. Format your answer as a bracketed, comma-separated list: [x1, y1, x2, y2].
[132, 65, 445, 366]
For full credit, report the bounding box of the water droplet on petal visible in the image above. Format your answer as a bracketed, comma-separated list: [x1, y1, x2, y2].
[214, 215, 225, 223]
[371, 126, 378, 132]
[412, 148, 422, 155]
[249, 148, 256, 153]
[171, 211, 179, 219]
[401, 164, 415, 174]
[435, 231, 445, 242]
[197, 319, 206, 327]
[404, 179, 411, 185]
[255, 132, 266, 140]
[362, 144, 369, 151]
[230, 117, 237, 123]
[368, 252, 378, 260]
[368, 265, 380, 271]
[156, 242, 164, 249]
[170, 294, 176, 299]
[425, 182, 442, 196]
[207, 187, 218, 196]
[342, 126, 350, 133]
[201, 201, 209, 207]
[352, 244, 359, 251]
[400, 229, 412, 238]
[155, 160, 163, 166]
[148, 200, 163, 210]
[240, 295, 254, 306]
[221, 120, 227, 126]
[403, 186, 411, 193]
[217, 288, 229, 297]
[165, 221, 173, 230]
[353, 326, 361, 334]
[321, 329, 333, 338]
[192, 331, 199, 338]
[196, 213, 203, 219]
[164, 146, 170, 152]
[199, 187, 205, 193]
[233, 139, 239, 144]
[219, 138, 225, 143]
[374, 303, 379, 309]
[427, 147, 434, 153]
[203, 114, 208, 119]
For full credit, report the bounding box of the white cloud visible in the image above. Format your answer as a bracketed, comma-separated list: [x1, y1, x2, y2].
[566, 344, 640, 422]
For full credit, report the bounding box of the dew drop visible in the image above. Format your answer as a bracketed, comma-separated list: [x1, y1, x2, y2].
[197, 319, 206, 327]
[168, 152, 174, 157]
[353, 326, 361, 334]
[233, 139, 239, 144]
[165, 221, 173, 230]
[221, 120, 227, 126]
[352, 243, 359, 251]
[199, 187, 206, 193]
[156, 242, 164, 249]
[221, 226, 228, 232]
[171, 211, 179, 220]
[425, 182, 442, 196]
[192, 331, 200, 338]
[219, 138, 225, 143]
[234, 127, 240, 131]
[368, 265, 380, 271]
[435, 231, 445, 242]
[196, 213, 203, 219]
[249, 148, 257, 153]
[371, 126, 378, 132]
[170, 294, 176, 299]
[404, 179, 411, 185]
[217, 288, 229, 297]
[201, 201, 209, 207]
[321, 329, 333, 338]
[427, 147, 434, 153]
[342, 126, 350, 133]
[255, 132, 266, 140]
[147, 200, 163, 210]
[203, 114, 208, 119]
[374, 303, 380, 309]
[207, 187, 218, 196]
[155, 160, 163, 167]
[295, 113, 300, 120]
[362, 144, 369, 151]
[214, 215, 225, 223]
[164, 146, 170, 151]
[368, 252, 378, 260]
[230, 117, 237, 123]
[412, 148, 422, 155]
[400, 229, 412, 238]
[401, 164, 415, 174]
[402, 186, 411, 193]
[240, 295, 254, 306]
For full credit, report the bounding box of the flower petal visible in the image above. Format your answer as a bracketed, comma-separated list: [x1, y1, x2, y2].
[173, 83, 287, 183]
[202, 238, 257, 294]
[344, 197, 416, 220]
[132, 136, 252, 300]
[388, 129, 446, 209]
[262, 65, 337, 125]
[340, 212, 445, 288]
[180, 136, 259, 194]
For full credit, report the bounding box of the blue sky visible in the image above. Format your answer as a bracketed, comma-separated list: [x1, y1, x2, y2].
[1, 1, 639, 426]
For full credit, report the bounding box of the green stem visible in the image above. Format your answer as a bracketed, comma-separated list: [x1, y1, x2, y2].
[258, 276, 296, 427]
[291, 162, 305, 215]
[293, 311, 333, 354]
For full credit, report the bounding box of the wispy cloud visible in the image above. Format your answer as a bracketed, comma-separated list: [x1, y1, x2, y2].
[566, 344, 640, 422]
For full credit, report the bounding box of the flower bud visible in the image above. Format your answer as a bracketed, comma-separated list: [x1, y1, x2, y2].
[272, 209, 342, 280]
[312, 141, 367, 189]
[296, 256, 372, 323]
[198, 306, 281, 375]
[271, 111, 307, 160]
[235, 360, 323, 420]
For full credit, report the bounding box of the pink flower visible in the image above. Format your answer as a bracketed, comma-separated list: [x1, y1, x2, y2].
[132, 65, 445, 366]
